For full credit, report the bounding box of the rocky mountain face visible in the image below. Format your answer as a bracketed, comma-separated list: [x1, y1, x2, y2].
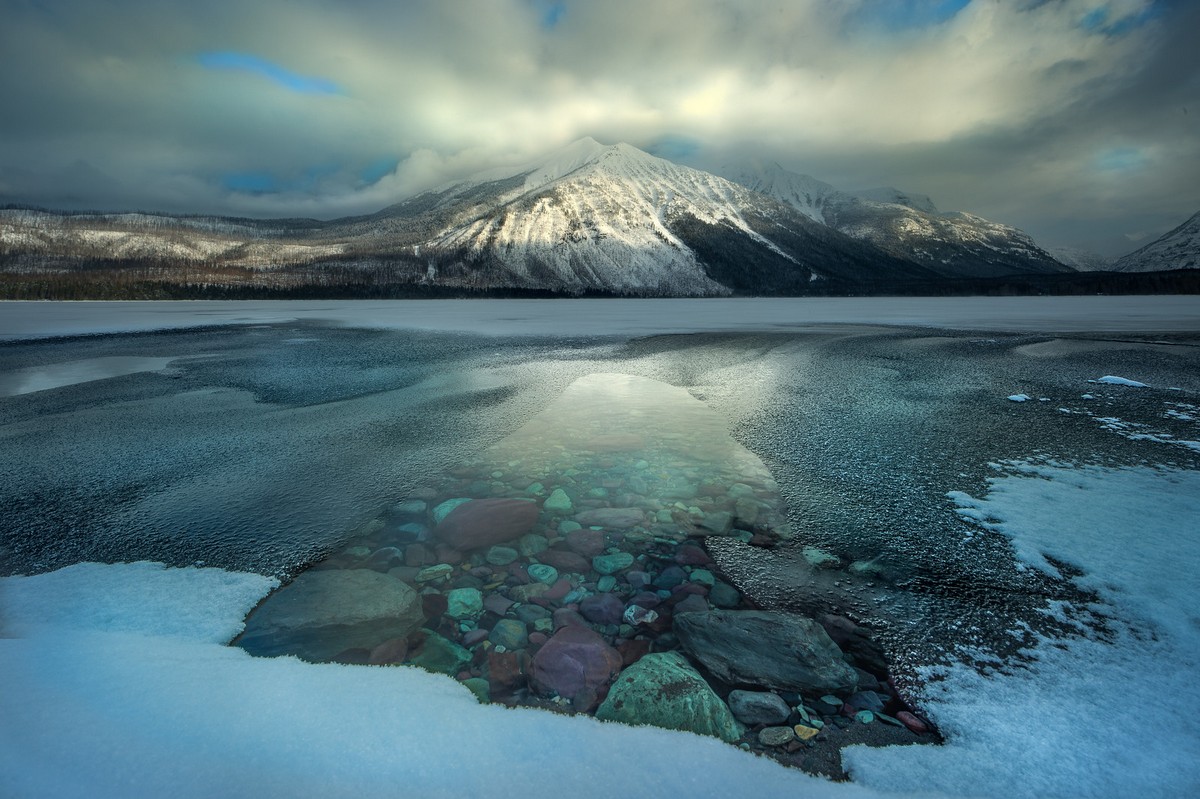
[722, 161, 1072, 279]
[1112, 211, 1200, 273]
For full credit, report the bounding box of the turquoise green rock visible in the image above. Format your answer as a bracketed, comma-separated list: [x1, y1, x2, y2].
[855, 710, 876, 724]
[432, 498, 473, 524]
[633, 460, 649, 470]
[407, 632, 471, 676]
[587, 487, 609, 499]
[689, 569, 715, 587]
[525, 482, 544, 495]
[597, 575, 617, 592]
[593, 552, 635, 575]
[527, 564, 559, 584]
[596, 652, 744, 743]
[462, 677, 490, 703]
[488, 619, 528, 650]
[518, 534, 549, 557]
[392, 500, 428, 515]
[446, 587, 483, 620]
[544, 488, 573, 513]
[486, 546, 519, 566]
[559, 520, 582, 534]
[415, 564, 454, 583]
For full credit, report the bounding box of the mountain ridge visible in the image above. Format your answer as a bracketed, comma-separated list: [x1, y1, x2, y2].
[3, 138, 1191, 299]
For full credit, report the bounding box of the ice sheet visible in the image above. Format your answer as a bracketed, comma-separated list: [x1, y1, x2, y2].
[3, 296, 1199, 341]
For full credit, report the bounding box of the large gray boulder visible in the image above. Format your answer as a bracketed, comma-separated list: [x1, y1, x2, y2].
[674, 610, 857, 694]
[237, 569, 425, 662]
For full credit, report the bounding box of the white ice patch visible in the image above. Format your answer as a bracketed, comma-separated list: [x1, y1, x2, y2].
[1006, 394, 1031, 402]
[0, 562, 873, 799]
[847, 462, 1200, 798]
[1092, 375, 1149, 387]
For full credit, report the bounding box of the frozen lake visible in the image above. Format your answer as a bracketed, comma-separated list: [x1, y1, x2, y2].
[2, 298, 1199, 798]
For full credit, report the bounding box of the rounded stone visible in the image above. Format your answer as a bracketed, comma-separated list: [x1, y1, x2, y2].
[758, 726, 796, 747]
[446, 587, 484, 620]
[527, 563, 559, 584]
[488, 619, 529, 651]
[592, 552, 635, 575]
[486, 546, 519, 566]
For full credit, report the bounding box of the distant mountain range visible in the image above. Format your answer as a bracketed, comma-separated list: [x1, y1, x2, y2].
[1, 138, 1196, 299]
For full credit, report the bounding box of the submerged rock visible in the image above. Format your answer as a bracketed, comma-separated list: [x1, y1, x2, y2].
[529, 625, 622, 709]
[407, 631, 471, 676]
[436, 498, 539, 550]
[237, 569, 424, 662]
[575, 508, 644, 530]
[596, 652, 744, 743]
[674, 610, 857, 694]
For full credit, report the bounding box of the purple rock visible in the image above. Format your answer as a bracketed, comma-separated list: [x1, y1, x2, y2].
[580, 593, 626, 626]
[552, 607, 589, 630]
[529, 625, 623, 709]
[566, 528, 607, 557]
[626, 570, 653, 590]
[461, 628, 489, 647]
[653, 565, 688, 589]
[484, 593, 515, 617]
[628, 591, 662, 610]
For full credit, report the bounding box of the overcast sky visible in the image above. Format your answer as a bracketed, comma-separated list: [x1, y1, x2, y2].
[1, 0, 1196, 257]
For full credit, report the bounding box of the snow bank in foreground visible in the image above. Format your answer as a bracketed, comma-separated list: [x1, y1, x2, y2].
[6, 465, 1198, 798]
[0, 564, 877, 799]
[846, 464, 1200, 798]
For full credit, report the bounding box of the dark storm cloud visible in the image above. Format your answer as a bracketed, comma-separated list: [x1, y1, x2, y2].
[0, 0, 1194, 255]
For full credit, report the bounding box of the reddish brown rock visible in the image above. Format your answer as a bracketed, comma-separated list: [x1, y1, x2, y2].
[530, 625, 623, 710]
[896, 711, 930, 735]
[368, 637, 410, 665]
[536, 548, 592, 574]
[616, 637, 652, 667]
[674, 544, 713, 566]
[566, 528, 607, 558]
[486, 649, 529, 695]
[436, 498, 539, 550]
[422, 593, 448, 620]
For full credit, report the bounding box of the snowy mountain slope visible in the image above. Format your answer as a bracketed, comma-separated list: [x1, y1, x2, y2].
[390, 140, 936, 294]
[850, 186, 938, 214]
[1113, 211, 1200, 272]
[722, 162, 1071, 278]
[1048, 247, 1111, 272]
[717, 160, 839, 223]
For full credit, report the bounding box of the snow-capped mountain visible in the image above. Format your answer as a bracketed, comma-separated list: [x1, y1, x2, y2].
[1048, 247, 1112, 272]
[352, 138, 934, 295]
[721, 161, 1071, 279]
[1112, 211, 1200, 272]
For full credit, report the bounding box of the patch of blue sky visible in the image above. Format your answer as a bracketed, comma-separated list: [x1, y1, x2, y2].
[221, 172, 278, 193]
[360, 157, 399, 185]
[529, 0, 566, 30]
[222, 163, 342, 195]
[848, 0, 972, 32]
[647, 135, 700, 161]
[197, 52, 342, 95]
[1094, 146, 1149, 172]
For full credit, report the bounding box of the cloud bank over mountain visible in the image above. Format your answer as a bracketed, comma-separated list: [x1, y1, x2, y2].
[0, 0, 1195, 257]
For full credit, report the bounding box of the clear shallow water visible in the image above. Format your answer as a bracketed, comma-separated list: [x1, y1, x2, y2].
[2, 317, 1199, 683]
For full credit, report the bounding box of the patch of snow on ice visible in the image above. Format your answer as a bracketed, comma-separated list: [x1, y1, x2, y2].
[1093, 375, 1149, 387]
[846, 462, 1200, 798]
[1006, 394, 1031, 402]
